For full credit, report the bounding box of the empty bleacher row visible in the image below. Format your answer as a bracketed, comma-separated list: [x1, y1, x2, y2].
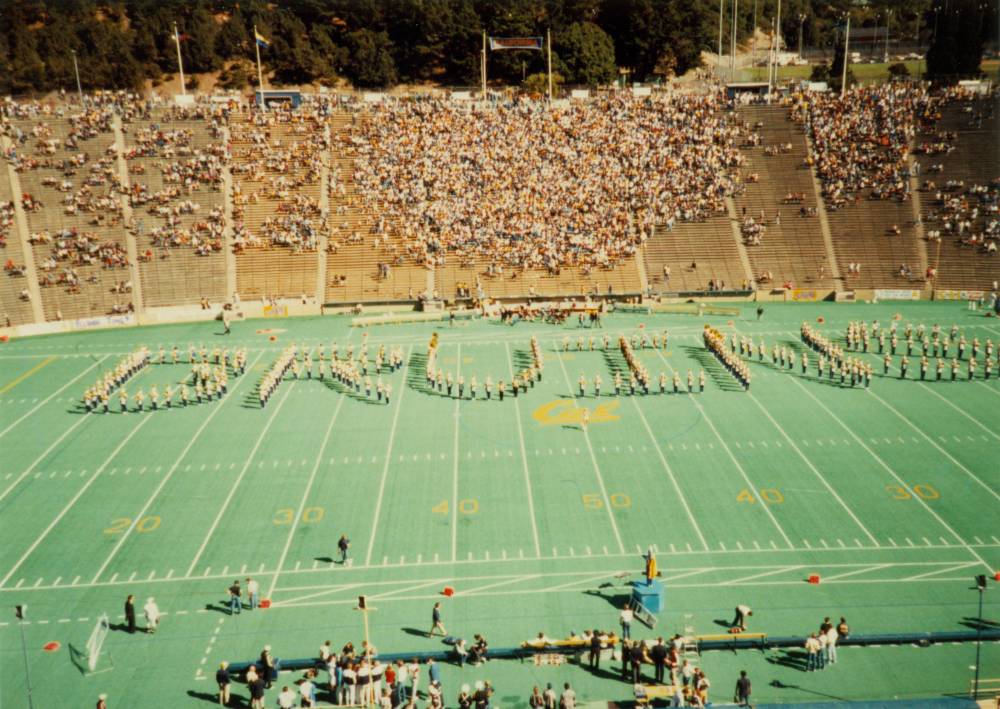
[12, 115, 135, 321]
[230, 112, 323, 299]
[915, 94, 1000, 291]
[643, 216, 747, 294]
[122, 109, 227, 306]
[0, 165, 35, 326]
[734, 105, 833, 290]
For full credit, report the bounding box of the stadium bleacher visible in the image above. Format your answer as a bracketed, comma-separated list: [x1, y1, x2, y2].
[1, 86, 998, 328]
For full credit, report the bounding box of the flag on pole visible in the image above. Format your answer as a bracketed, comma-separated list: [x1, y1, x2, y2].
[255, 30, 270, 49]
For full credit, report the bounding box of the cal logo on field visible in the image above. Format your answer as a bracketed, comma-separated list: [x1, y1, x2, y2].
[532, 399, 620, 426]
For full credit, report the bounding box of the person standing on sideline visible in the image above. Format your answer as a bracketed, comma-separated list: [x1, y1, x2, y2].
[805, 633, 822, 671]
[143, 597, 160, 633]
[734, 670, 753, 707]
[124, 595, 136, 634]
[216, 662, 232, 706]
[650, 637, 667, 683]
[731, 604, 752, 631]
[542, 683, 557, 709]
[560, 683, 576, 709]
[227, 580, 242, 615]
[430, 602, 446, 637]
[246, 577, 259, 610]
[96, 694, 109, 709]
[529, 686, 544, 709]
[338, 535, 351, 563]
[620, 602, 634, 640]
[588, 629, 602, 670]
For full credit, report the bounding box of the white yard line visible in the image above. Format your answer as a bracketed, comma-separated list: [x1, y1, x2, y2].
[364, 344, 413, 567]
[91, 353, 265, 584]
[648, 347, 794, 548]
[265, 388, 348, 599]
[184, 382, 296, 577]
[721, 565, 804, 585]
[744, 393, 879, 545]
[917, 382, 1000, 442]
[551, 343, 625, 554]
[0, 413, 155, 588]
[0, 413, 91, 503]
[786, 375, 993, 572]
[504, 342, 542, 557]
[903, 561, 982, 581]
[864, 388, 1000, 505]
[0, 355, 108, 440]
[628, 395, 709, 550]
[819, 564, 893, 582]
[450, 344, 462, 563]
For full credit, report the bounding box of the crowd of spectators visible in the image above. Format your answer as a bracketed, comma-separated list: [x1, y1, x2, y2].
[349, 93, 744, 274]
[791, 84, 930, 207]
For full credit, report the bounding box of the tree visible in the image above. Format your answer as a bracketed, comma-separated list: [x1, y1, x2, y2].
[926, 0, 984, 81]
[556, 21, 616, 85]
[178, 4, 221, 74]
[523, 70, 563, 95]
[344, 29, 398, 87]
[829, 25, 856, 91]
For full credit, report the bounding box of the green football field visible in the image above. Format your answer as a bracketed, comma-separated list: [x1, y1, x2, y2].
[1, 302, 998, 708]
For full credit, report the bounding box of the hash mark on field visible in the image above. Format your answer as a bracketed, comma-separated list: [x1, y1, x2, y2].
[128, 572, 137, 582]
[166, 569, 174, 579]
[770, 541, 778, 550]
[72, 576, 80, 585]
[736, 541, 743, 550]
[974, 536, 984, 545]
[992, 536, 1000, 545]
[222, 566, 229, 576]
[939, 537, 950, 546]
[109, 573, 118, 583]
[820, 539, 829, 548]
[752, 541, 761, 550]
[603, 546, 609, 555]
[905, 537, 915, 546]
[888, 537, 897, 547]
[719, 542, 727, 551]
[147, 571, 155, 581]
[203, 567, 211, 577]
[258, 563, 265, 573]
[294, 561, 301, 571]
[923, 537, 932, 546]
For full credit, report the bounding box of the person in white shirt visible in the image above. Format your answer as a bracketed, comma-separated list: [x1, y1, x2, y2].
[560, 683, 576, 709]
[143, 597, 160, 634]
[619, 603, 634, 640]
[825, 624, 839, 664]
[805, 633, 822, 671]
[300, 677, 315, 707]
[246, 577, 260, 610]
[277, 686, 297, 709]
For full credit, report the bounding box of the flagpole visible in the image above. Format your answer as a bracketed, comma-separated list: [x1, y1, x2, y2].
[254, 25, 266, 111]
[481, 30, 487, 100]
[547, 29, 553, 102]
[173, 22, 187, 96]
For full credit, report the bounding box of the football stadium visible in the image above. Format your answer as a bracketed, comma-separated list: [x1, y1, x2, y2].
[1, 2, 999, 708]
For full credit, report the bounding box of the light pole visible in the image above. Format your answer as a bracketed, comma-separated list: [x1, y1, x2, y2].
[798, 13, 807, 61]
[752, 0, 758, 70]
[15, 605, 34, 709]
[884, 10, 892, 63]
[731, 0, 739, 81]
[719, 0, 726, 76]
[71, 50, 85, 109]
[841, 11, 851, 99]
[973, 574, 987, 700]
